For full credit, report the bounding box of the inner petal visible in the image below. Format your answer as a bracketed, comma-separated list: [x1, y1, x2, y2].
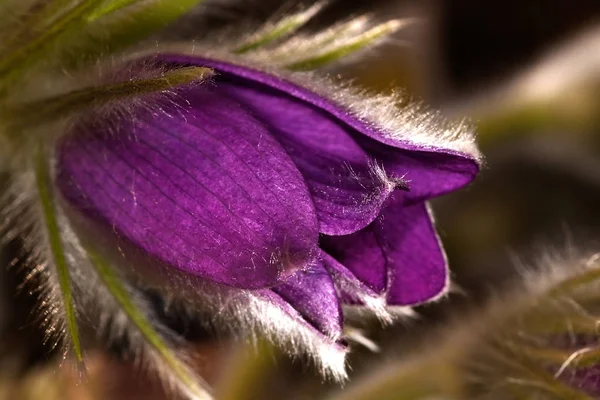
[272, 261, 343, 339]
[322, 192, 449, 306]
[357, 137, 479, 204]
[57, 85, 320, 289]
[321, 226, 387, 293]
[383, 200, 448, 305]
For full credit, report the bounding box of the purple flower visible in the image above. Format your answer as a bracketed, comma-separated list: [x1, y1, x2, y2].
[56, 55, 479, 377]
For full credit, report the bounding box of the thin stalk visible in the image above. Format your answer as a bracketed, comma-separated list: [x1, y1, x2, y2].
[86, 248, 212, 399]
[34, 145, 83, 362]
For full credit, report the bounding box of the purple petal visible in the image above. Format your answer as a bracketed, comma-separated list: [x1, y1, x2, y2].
[383, 199, 448, 305]
[320, 251, 391, 321]
[321, 224, 387, 293]
[358, 138, 479, 203]
[322, 192, 448, 306]
[158, 55, 418, 236]
[160, 54, 478, 206]
[165, 273, 348, 380]
[57, 85, 319, 289]
[251, 289, 347, 379]
[272, 261, 343, 339]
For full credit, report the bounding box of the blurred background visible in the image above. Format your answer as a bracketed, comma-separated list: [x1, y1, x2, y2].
[4, 0, 600, 398]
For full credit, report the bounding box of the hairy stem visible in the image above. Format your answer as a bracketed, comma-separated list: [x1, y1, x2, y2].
[34, 145, 83, 362]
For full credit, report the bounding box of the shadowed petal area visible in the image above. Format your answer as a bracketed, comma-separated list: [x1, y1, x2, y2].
[320, 251, 390, 321]
[321, 226, 387, 294]
[57, 86, 319, 289]
[322, 192, 448, 305]
[160, 54, 478, 211]
[272, 262, 343, 339]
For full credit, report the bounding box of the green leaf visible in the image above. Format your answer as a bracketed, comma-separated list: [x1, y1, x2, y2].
[0, 0, 74, 51]
[69, 0, 206, 66]
[274, 15, 372, 55]
[86, 247, 213, 400]
[234, 2, 325, 54]
[34, 145, 83, 363]
[4, 66, 213, 131]
[0, 0, 106, 90]
[86, 0, 142, 21]
[286, 19, 407, 71]
[548, 265, 600, 297]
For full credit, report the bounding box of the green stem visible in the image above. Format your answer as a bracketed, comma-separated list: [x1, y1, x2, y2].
[86, 248, 211, 399]
[34, 145, 83, 363]
[5, 66, 213, 131]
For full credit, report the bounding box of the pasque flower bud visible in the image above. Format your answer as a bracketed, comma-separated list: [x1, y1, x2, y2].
[0, 1, 480, 397]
